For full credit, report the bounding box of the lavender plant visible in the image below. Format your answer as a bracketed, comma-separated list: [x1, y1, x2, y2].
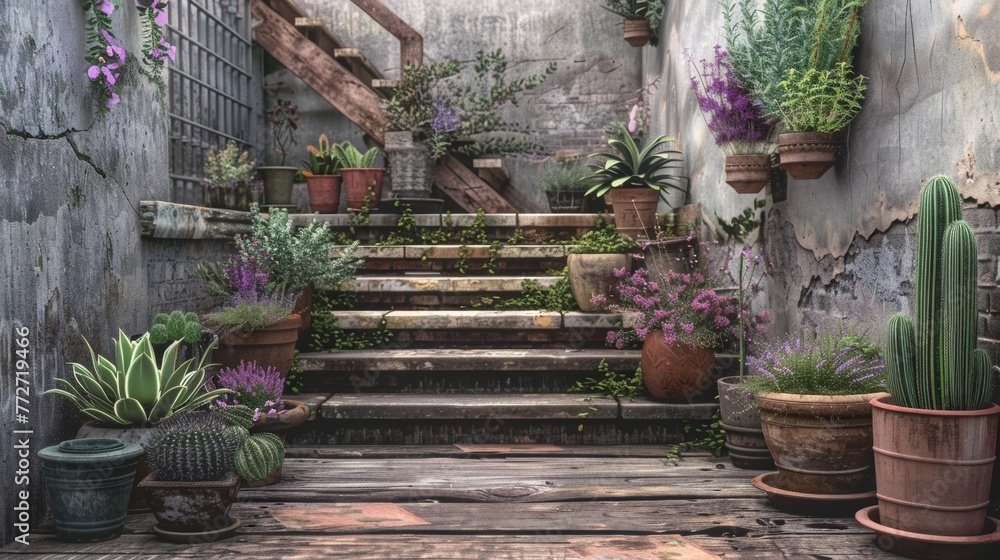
[744, 329, 886, 395]
[689, 46, 773, 154]
[202, 262, 297, 336]
[210, 360, 285, 420]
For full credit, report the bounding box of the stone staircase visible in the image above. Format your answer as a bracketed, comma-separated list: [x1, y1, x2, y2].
[289, 213, 723, 447]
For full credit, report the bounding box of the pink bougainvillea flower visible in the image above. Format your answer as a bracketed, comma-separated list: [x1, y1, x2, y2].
[99, 0, 115, 15]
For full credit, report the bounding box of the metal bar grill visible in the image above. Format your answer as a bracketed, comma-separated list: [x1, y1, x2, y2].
[166, 0, 255, 205]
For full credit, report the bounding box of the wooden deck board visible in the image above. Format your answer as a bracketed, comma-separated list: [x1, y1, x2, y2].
[2, 450, 903, 558]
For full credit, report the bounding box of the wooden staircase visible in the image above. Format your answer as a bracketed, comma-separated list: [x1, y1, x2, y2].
[251, 0, 518, 213]
[289, 213, 724, 447]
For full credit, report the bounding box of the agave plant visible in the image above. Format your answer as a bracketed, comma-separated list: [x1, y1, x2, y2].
[46, 330, 230, 427]
[584, 123, 685, 198]
[333, 142, 379, 169]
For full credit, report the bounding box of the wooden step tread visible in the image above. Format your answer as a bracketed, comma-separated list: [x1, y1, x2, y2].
[321, 393, 618, 420]
[284, 444, 687, 459]
[342, 275, 560, 293]
[299, 348, 641, 373]
[330, 310, 637, 330]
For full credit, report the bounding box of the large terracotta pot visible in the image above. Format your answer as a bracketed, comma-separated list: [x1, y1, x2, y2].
[566, 253, 628, 312]
[757, 391, 889, 495]
[605, 188, 659, 240]
[215, 314, 301, 379]
[871, 395, 1000, 536]
[718, 376, 774, 470]
[725, 154, 771, 194]
[623, 19, 653, 47]
[640, 334, 715, 400]
[257, 166, 298, 205]
[305, 175, 341, 213]
[342, 168, 385, 211]
[777, 132, 838, 180]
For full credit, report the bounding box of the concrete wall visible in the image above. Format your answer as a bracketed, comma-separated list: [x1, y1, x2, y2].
[0, 2, 171, 546]
[270, 0, 645, 209]
[646, 0, 1000, 351]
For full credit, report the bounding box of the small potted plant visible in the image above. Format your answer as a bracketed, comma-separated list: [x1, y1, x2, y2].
[566, 216, 639, 312]
[689, 45, 774, 194]
[540, 162, 592, 213]
[602, 0, 664, 47]
[585, 123, 685, 240]
[743, 329, 889, 508]
[300, 133, 342, 213]
[334, 141, 384, 211]
[257, 98, 299, 205]
[201, 140, 262, 211]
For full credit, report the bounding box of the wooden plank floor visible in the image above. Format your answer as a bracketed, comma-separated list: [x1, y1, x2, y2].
[2, 447, 904, 559]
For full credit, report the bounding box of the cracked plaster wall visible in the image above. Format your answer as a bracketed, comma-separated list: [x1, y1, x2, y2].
[271, 0, 643, 210]
[0, 2, 170, 545]
[645, 0, 1000, 339]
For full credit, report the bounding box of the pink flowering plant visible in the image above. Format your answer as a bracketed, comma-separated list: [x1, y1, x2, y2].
[210, 360, 285, 421]
[137, 0, 175, 80]
[596, 240, 770, 352]
[83, 0, 126, 113]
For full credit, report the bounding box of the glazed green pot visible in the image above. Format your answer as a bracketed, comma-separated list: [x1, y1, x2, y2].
[257, 166, 298, 205]
[39, 438, 144, 542]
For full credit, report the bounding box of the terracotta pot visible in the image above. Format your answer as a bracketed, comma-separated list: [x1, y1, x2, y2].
[257, 166, 298, 205]
[757, 391, 889, 495]
[305, 175, 341, 213]
[245, 399, 310, 486]
[606, 188, 659, 240]
[566, 253, 628, 312]
[871, 395, 1000, 537]
[777, 132, 838, 180]
[718, 376, 774, 470]
[76, 422, 157, 513]
[139, 472, 240, 534]
[342, 168, 385, 211]
[293, 286, 313, 334]
[623, 19, 652, 47]
[640, 335, 715, 400]
[215, 314, 302, 379]
[725, 154, 771, 194]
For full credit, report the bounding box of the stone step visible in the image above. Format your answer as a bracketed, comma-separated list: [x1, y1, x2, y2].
[335, 244, 578, 275]
[322, 393, 618, 420]
[339, 275, 562, 308]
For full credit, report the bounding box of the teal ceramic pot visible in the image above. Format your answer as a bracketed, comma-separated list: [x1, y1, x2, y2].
[39, 438, 143, 542]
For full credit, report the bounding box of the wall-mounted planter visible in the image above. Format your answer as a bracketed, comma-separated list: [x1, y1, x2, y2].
[623, 19, 653, 47]
[725, 154, 772, 194]
[777, 132, 838, 180]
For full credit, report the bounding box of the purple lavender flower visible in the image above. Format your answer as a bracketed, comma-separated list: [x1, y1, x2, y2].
[211, 360, 285, 416]
[225, 261, 270, 302]
[689, 46, 771, 154]
[431, 102, 460, 134]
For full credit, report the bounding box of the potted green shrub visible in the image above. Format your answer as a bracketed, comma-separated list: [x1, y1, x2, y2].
[300, 133, 342, 213]
[201, 140, 262, 211]
[856, 176, 1000, 549]
[139, 407, 284, 542]
[585, 123, 685, 240]
[540, 162, 591, 213]
[334, 142, 384, 211]
[602, 0, 664, 47]
[742, 329, 889, 508]
[257, 99, 299, 206]
[566, 216, 639, 312]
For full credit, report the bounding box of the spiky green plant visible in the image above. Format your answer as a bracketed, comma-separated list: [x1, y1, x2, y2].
[145, 411, 237, 482]
[884, 176, 993, 410]
[584, 123, 685, 199]
[46, 331, 229, 426]
[212, 405, 286, 482]
[333, 142, 379, 169]
[149, 310, 202, 345]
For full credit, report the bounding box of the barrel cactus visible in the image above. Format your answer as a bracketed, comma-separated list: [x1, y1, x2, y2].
[213, 405, 285, 482]
[146, 411, 237, 482]
[884, 175, 993, 410]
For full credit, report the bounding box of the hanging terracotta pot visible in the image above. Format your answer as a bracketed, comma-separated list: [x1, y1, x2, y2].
[757, 391, 888, 495]
[870, 395, 1000, 537]
[640, 333, 715, 400]
[342, 168, 385, 211]
[305, 175, 341, 213]
[215, 314, 301, 379]
[623, 19, 653, 47]
[777, 132, 838, 180]
[605, 188, 659, 240]
[725, 154, 772, 194]
[717, 376, 774, 470]
[566, 253, 629, 312]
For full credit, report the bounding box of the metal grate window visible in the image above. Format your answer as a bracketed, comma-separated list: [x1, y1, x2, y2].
[166, 0, 256, 204]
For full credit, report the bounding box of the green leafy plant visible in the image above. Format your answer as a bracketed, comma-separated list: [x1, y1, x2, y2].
[202, 292, 297, 337]
[777, 64, 866, 133]
[603, 0, 665, 28]
[718, 199, 767, 243]
[309, 291, 395, 351]
[584, 123, 685, 199]
[477, 270, 577, 313]
[149, 311, 202, 346]
[46, 331, 228, 427]
[333, 142, 379, 169]
[569, 360, 644, 431]
[885, 175, 993, 410]
[204, 140, 257, 186]
[300, 134, 342, 176]
[671, 409, 727, 460]
[540, 163, 592, 193]
[568, 216, 641, 254]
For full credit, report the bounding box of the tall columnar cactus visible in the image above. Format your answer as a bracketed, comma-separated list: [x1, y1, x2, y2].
[885, 175, 993, 410]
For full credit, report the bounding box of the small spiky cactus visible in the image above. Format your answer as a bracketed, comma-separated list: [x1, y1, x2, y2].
[213, 404, 286, 482]
[885, 175, 993, 410]
[146, 411, 237, 482]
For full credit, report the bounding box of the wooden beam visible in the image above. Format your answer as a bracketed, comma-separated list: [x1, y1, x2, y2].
[433, 156, 518, 213]
[294, 16, 323, 27]
[348, 0, 423, 67]
[252, 0, 388, 143]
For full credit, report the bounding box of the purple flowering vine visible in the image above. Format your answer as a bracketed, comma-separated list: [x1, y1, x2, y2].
[138, 0, 175, 71]
[689, 45, 772, 155]
[83, 1, 125, 113]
